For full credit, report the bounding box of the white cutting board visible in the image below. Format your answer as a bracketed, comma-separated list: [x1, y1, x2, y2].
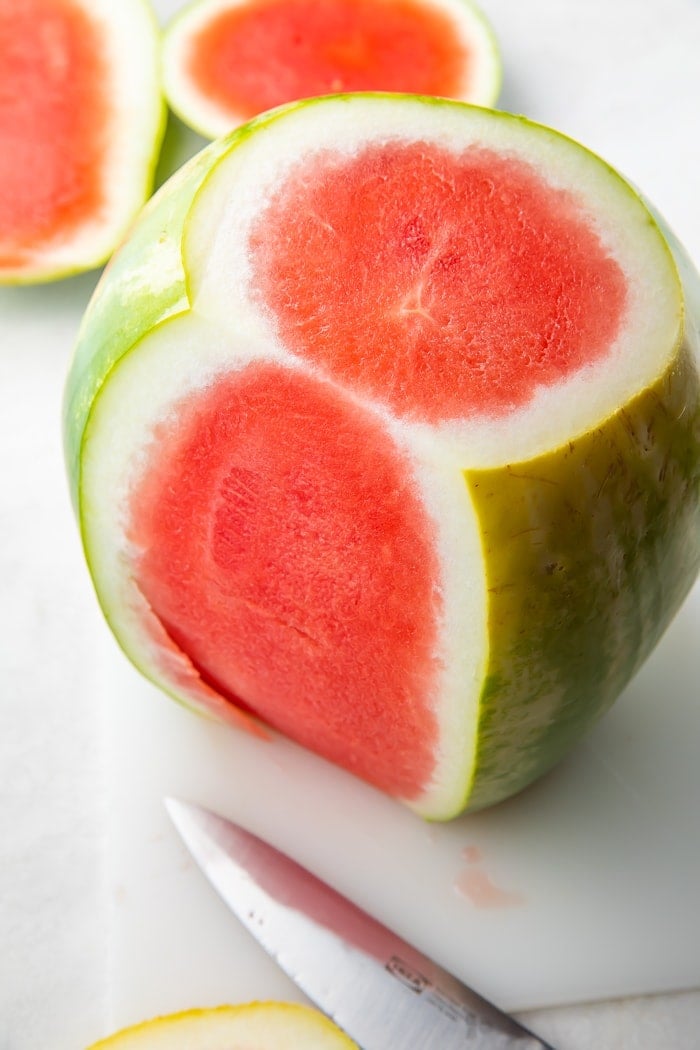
[104, 578, 700, 1028]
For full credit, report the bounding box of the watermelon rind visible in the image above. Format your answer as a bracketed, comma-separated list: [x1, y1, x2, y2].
[161, 0, 502, 140]
[0, 0, 166, 285]
[86, 1002, 359, 1049]
[64, 95, 700, 819]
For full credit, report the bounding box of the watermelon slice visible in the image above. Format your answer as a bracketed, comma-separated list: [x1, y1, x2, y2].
[86, 1003, 358, 1049]
[161, 0, 501, 138]
[63, 95, 700, 820]
[0, 0, 164, 284]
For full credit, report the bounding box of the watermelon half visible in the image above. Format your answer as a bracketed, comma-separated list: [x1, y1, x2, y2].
[161, 0, 501, 139]
[86, 1003, 358, 1049]
[64, 95, 700, 820]
[0, 0, 164, 284]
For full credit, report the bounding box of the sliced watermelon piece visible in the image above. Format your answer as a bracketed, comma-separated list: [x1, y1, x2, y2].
[64, 95, 700, 820]
[0, 0, 164, 284]
[161, 0, 501, 139]
[86, 1002, 358, 1049]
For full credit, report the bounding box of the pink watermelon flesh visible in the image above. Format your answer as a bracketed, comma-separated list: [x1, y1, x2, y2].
[249, 143, 628, 420]
[131, 140, 631, 800]
[130, 363, 442, 799]
[0, 0, 109, 266]
[185, 0, 471, 119]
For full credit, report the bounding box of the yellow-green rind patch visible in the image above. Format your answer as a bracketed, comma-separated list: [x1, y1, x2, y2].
[64, 93, 700, 820]
[85, 1002, 359, 1049]
[462, 343, 700, 813]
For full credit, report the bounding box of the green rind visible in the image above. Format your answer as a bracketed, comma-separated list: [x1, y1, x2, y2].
[63, 135, 228, 508]
[463, 341, 700, 813]
[459, 0, 503, 106]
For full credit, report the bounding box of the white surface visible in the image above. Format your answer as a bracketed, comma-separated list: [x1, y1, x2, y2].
[106, 582, 700, 1023]
[2, 1, 700, 1049]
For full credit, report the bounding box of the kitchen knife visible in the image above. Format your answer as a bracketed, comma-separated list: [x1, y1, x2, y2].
[165, 797, 556, 1049]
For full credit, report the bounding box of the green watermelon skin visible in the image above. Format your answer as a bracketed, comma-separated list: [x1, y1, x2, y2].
[64, 132, 235, 501]
[63, 95, 700, 818]
[464, 345, 700, 810]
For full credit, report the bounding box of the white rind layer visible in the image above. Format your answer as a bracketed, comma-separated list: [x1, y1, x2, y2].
[162, 0, 501, 140]
[186, 95, 681, 467]
[1, 0, 164, 283]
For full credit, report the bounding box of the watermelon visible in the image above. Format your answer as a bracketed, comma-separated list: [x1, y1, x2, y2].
[0, 0, 164, 284]
[161, 0, 501, 138]
[85, 1003, 358, 1049]
[63, 94, 700, 820]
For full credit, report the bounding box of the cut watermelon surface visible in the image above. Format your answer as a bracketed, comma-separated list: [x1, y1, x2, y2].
[0, 0, 164, 283]
[64, 96, 700, 819]
[162, 0, 501, 138]
[129, 362, 444, 798]
[248, 142, 628, 420]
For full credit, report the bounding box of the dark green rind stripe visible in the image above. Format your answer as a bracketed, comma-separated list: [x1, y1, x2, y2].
[464, 342, 700, 812]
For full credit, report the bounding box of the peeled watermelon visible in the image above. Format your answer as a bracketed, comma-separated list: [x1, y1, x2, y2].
[63, 95, 700, 819]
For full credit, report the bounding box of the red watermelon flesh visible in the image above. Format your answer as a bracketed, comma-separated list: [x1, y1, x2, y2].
[0, 0, 109, 267]
[184, 0, 472, 119]
[127, 139, 632, 802]
[129, 362, 442, 799]
[249, 143, 628, 421]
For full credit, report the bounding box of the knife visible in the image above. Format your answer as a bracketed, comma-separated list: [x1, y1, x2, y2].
[165, 798, 556, 1049]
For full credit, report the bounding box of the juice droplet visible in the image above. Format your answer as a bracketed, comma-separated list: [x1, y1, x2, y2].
[460, 844, 482, 864]
[454, 867, 525, 909]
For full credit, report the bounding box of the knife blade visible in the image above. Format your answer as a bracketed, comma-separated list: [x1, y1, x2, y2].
[165, 797, 556, 1049]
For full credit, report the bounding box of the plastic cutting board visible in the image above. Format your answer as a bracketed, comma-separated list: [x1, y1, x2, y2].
[104, 580, 700, 1028]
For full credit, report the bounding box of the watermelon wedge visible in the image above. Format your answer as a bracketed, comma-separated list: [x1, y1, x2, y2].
[63, 95, 700, 820]
[0, 0, 164, 284]
[161, 0, 501, 138]
[86, 1003, 358, 1049]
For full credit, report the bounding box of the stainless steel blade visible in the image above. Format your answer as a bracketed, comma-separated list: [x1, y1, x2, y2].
[165, 798, 556, 1050]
